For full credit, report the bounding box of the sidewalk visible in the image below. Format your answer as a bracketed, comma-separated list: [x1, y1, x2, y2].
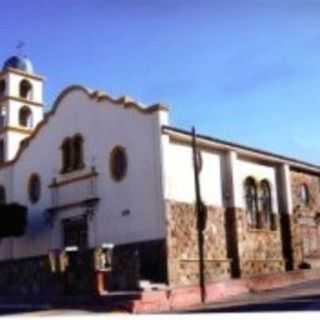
[182, 278, 320, 313]
[131, 268, 320, 313]
[0, 268, 320, 314]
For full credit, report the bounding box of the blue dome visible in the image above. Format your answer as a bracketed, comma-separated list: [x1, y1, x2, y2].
[2, 56, 34, 73]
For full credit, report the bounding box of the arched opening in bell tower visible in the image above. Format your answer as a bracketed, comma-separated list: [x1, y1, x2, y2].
[19, 106, 33, 128]
[0, 80, 5, 97]
[19, 79, 32, 100]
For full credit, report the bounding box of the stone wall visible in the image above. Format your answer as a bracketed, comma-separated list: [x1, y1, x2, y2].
[278, 213, 299, 271]
[290, 171, 320, 262]
[0, 252, 97, 297]
[165, 201, 231, 287]
[110, 239, 167, 290]
[288, 214, 304, 269]
[165, 201, 286, 287]
[0, 241, 165, 296]
[0, 255, 60, 297]
[233, 208, 285, 277]
[291, 171, 320, 213]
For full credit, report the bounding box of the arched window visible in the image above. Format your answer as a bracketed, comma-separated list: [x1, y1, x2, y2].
[61, 138, 72, 173]
[244, 177, 258, 228]
[0, 80, 5, 97]
[19, 106, 33, 128]
[0, 185, 6, 204]
[19, 79, 32, 99]
[28, 174, 41, 204]
[110, 146, 128, 182]
[61, 134, 85, 174]
[73, 134, 84, 170]
[300, 184, 310, 206]
[260, 180, 272, 229]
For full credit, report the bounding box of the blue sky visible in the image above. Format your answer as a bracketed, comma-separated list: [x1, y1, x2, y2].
[1, 1, 320, 163]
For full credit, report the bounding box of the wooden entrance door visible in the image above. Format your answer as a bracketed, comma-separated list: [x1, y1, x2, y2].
[62, 216, 92, 295]
[63, 215, 88, 249]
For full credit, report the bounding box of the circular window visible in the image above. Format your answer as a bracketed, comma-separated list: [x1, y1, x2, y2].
[29, 174, 41, 203]
[110, 146, 128, 182]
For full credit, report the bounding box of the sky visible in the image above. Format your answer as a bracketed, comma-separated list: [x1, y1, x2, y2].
[1, 0, 320, 163]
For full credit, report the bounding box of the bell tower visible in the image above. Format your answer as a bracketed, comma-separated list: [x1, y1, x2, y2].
[0, 56, 44, 162]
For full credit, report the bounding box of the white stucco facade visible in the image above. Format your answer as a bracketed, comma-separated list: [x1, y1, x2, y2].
[0, 57, 171, 260]
[0, 57, 316, 263]
[163, 139, 223, 207]
[234, 157, 279, 212]
[161, 133, 281, 213]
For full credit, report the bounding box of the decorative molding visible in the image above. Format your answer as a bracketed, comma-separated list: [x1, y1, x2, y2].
[45, 197, 100, 226]
[0, 95, 43, 107]
[57, 86, 169, 115]
[0, 126, 33, 135]
[0, 67, 45, 81]
[47, 197, 100, 213]
[48, 171, 98, 188]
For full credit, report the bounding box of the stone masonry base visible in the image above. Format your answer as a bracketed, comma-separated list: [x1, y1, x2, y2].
[0, 239, 167, 297]
[130, 268, 320, 313]
[0, 268, 319, 313]
[166, 201, 231, 286]
[165, 201, 286, 287]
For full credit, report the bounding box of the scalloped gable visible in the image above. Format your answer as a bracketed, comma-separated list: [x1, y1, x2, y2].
[0, 84, 169, 168]
[51, 85, 169, 115]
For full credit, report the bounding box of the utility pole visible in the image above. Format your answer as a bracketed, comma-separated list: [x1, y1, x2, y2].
[191, 126, 207, 303]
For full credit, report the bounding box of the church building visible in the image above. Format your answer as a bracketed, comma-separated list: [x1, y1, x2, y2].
[0, 55, 318, 296]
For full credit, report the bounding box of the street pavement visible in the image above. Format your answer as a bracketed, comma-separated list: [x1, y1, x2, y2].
[0, 307, 128, 317]
[184, 278, 320, 313]
[1, 279, 320, 316]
